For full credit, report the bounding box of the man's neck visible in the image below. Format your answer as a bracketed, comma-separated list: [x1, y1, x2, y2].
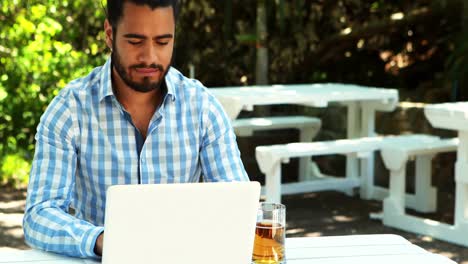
[111, 68, 165, 138]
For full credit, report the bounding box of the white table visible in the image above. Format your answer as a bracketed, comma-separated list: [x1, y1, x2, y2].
[285, 234, 456, 263]
[381, 102, 468, 247]
[210, 83, 399, 199]
[0, 235, 455, 263]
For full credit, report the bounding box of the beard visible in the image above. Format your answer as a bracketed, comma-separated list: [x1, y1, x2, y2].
[111, 44, 170, 93]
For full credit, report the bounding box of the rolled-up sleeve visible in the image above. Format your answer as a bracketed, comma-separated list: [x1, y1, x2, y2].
[23, 95, 103, 258]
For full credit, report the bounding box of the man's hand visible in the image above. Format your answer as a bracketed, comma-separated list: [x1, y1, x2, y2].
[94, 233, 104, 256]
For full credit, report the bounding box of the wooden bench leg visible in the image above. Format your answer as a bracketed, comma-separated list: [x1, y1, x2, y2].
[384, 165, 407, 218]
[414, 154, 437, 213]
[454, 178, 468, 227]
[382, 151, 437, 213]
[299, 127, 316, 182]
[358, 103, 377, 199]
[359, 154, 373, 199]
[455, 132, 468, 227]
[265, 163, 282, 203]
[383, 161, 468, 247]
[346, 102, 361, 197]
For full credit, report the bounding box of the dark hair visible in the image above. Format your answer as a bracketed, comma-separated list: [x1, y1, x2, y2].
[107, 0, 179, 29]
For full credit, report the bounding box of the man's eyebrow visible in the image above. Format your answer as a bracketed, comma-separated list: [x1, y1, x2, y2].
[123, 33, 174, 40]
[154, 34, 173, 40]
[123, 33, 146, 39]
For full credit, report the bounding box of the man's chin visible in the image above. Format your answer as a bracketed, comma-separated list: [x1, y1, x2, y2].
[123, 69, 168, 93]
[127, 81, 162, 93]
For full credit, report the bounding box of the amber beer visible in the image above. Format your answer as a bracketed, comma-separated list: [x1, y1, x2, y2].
[252, 222, 285, 263]
[252, 202, 286, 264]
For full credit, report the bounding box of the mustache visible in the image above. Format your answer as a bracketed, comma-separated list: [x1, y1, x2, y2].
[130, 63, 164, 71]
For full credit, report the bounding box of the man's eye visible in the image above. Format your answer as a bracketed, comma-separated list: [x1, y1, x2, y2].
[157, 42, 169, 45]
[128, 41, 142, 45]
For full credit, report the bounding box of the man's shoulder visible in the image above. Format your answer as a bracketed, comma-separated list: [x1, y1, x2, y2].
[166, 67, 210, 95]
[57, 65, 104, 99]
[40, 65, 104, 121]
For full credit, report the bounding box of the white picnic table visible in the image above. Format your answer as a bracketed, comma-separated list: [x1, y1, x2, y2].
[379, 102, 468, 247]
[210, 83, 399, 199]
[0, 234, 456, 263]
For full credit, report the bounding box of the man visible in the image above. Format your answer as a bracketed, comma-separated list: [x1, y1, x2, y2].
[23, 0, 248, 259]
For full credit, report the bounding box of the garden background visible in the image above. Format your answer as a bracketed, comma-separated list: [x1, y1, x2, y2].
[2, 0, 468, 187]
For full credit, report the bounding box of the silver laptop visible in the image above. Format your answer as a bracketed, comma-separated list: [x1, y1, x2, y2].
[102, 181, 261, 264]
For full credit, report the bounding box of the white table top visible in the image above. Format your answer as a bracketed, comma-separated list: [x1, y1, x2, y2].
[425, 102, 468, 131]
[210, 83, 398, 119]
[0, 234, 455, 264]
[285, 234, 455, 263]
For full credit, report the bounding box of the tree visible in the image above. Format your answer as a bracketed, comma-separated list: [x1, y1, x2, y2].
[0, 0, 106, 186]
[256, 0, 268, 85]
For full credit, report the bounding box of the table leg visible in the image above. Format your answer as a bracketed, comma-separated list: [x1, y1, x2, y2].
[384, 165, 406, 216]
[299, 127, 315, 181]
[455, 131, 468, 226]
[414, 154, 437, 213]
[359, 104, 376, 199]
[265, 163, 282, 203]
[346, 102, 360, 196]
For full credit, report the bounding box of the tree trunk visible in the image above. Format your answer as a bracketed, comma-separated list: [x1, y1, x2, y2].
[256, 0, 268, 85]
[464, 0, 468, 26]
[254, 0, 270, 116]
[455, 0, 468, 100]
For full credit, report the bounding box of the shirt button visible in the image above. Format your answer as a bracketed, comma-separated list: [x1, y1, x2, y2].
[141, 158, 146, 163]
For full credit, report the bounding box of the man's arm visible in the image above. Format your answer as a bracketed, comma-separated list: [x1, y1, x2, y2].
[199, 93, 249, 182]
[23, 95, 104, 258]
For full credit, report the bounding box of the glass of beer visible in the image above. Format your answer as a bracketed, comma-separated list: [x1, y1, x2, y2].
[252, 202, 286, 264]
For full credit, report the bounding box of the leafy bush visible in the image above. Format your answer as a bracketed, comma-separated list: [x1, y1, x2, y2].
[0, 0, 106, 186]
[1, 153, 31, 188]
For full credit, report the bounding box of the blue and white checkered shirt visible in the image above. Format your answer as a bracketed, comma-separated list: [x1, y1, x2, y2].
[23, 58, 248, 258]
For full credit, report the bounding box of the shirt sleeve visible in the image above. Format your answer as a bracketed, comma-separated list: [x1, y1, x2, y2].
[199, 93, 249, 182]
[22, 95, 104, 258]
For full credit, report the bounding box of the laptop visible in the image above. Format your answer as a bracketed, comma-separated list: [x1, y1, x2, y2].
[101, 181, 261, 264]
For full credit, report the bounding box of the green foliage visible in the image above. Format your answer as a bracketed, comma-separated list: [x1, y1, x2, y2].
[0, 0, 107, 186]
[1, 153, 31, 188]
[0, 0, 466, 186]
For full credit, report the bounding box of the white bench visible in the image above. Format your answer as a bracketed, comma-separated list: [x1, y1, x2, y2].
[233, 116, 321, 181]
[255, 134, 441, 205]
[379, 138, 468, 246]
[232, 116, 321, 137]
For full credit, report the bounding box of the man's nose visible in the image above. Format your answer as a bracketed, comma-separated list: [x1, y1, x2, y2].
[138, 43, 158, 65]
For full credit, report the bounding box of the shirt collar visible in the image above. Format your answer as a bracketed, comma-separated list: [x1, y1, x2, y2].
[98, 57, 114, 102]
[164, 69, 177, 102]
[98, 57, 176, 102]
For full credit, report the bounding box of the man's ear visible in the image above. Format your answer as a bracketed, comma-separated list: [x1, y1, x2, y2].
[104, 19, 113, 51]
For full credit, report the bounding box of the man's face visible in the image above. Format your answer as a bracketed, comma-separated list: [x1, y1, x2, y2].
[106, 3, 175, 93]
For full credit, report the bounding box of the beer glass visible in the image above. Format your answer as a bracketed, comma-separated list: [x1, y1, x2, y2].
[252, 202, 286, 264]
